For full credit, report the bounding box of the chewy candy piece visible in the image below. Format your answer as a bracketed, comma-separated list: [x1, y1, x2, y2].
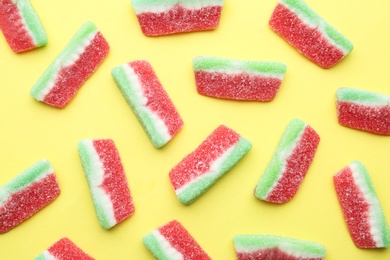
[131, 0, 224, 36]
[78, 138, 135, 229]
[0, 0, 47, 52]
[269, 0, 353, 68]
[112, 60, 183, 148]
[336, 88, 390, 135]
[254, 118, 320, 203]
[143, 220, 211, 260]
[193, 56, 287, 101]
[169, 125, 252, 205]
[30, 21, 110, 108]
[234, 234, 326, 260]
[333, 161, 390, 248]
[35, 237, 94, 260]
[0, 160, 60, 234]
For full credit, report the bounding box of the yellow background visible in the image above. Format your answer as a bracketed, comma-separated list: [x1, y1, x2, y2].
[1, 0, 390, 259]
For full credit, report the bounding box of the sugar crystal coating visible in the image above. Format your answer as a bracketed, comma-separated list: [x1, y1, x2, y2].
[35, 237, 94, 260]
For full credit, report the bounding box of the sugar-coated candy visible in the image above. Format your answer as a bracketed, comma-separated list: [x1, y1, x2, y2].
[234, 234, 326, 260]
[30, 21, 110, 108]
[131, 0, 224, 36]
[0, 160, 60, 234]
[78, 138, 135, 229]
[0, 0, 47, 52]
[269, 0, 353, 68]
[35, 237, 94, 260]
[193, 56, 287, 101]
[169, 125, 252, 205]
[254, 118, 320, 203]
[333, 161, 390, 248]
[112, 60, 183, 148]
[143, 220, 211, 260]
[336, 87, 390, 135]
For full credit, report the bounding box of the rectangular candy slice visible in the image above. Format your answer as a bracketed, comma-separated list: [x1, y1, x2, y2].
[254, 118, 320, 203]
[0, 0, 47, 52]
[131, 0, 224, 36]
[169, 125, 252, 205]
[78, 138, 135, 229]
[30, 21, 110, 108]
[333, 161, 390, 248]
[143, 220, 211, 260]
[336, 88, 390, 135]
[269, 0, 353, 68]
[234, 234, 326, 260]
[35, 237, 94, 260]
[193, 56, 287, 101]
[112, 60, 183, 148]
[0, 160, 60, 233]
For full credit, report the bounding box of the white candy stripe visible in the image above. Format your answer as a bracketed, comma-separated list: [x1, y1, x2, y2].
[38, 250, 57, 260]
[199, 68, 285, 80]
[81, 140, 116, 228]
[122, 63, 171, 144]
[133, 0, 223, 14]
[153, 230, 184, 260]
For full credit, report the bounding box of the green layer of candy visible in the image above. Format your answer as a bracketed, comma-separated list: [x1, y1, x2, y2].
[280, 0, 353, 53]
[0, 160, 53, 205]
[254, 119, 306, 199]
[143, 232, 173, 260]
[177, 137, 252, 205]
[336, 88, 389, 107]
[131, 0, 223, 12]
[193, 56, 287, 77]
[30, 21, 98, 99]
[234, 234, 326, 257]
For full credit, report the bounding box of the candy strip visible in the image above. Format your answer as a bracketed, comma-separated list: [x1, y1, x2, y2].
[30, 21, 110, 108]
[35, 237, 94, 260]
[333, 161, 390, 248]
[143, 220, 211, 259]
[131, 0, 224, 36]
[193, 56, 287, 101]
[336, 88, 390, 135]
[78, 139, 135, 229]
[0, 0, 47, 52]
[112, 60, 184, 148]
[234, 234, 326, 259]
[169, 125, 252, 205]
[254, 118, 320, 203]
[0, 160, 60, 233]
[269, 0, 353, 68]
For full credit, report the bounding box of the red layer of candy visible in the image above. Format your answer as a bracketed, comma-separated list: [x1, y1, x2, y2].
[195, 71, 282, 101]
[159, 220, 211, 259]
[48, 237, 94, 260]
[130, 60, 183, 137]
[93, 139, 134, 224]
[236, 248, 323, 260]
[266, 126, 320, 203]
[333, 166, 377, 248]
[0, 173, 60, 233]
[337, 101, 390, 135]
[269, 3, 345, 68]
[169, 125, 240, 190]
[136, 5, 222, 36]
[43, 32, 110, 108]
[0, 0, 35, 52]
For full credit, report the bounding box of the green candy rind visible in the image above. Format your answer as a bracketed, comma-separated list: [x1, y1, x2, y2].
[336, 88, 389, 107]
[143, 232, 171, 260]
[131, 0, 223, 11]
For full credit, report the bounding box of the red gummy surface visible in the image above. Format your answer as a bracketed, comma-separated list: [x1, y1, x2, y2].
[93, 139, 134, 223]
[169, 125, 240, 190]
[266, 126, 320, 203]
[333, 166, 376, 248]
[0, 0, 35, 52]
[269, 3, 345, 68]
[130, 60, 183, 137]
[136, 5, 222, 36]
[236, 248, 323, 260]
[337, 101, 390, 135]
[159, 220, 211, 260]
[48, 237, 94, 260]
[195, 71, 282, 101]
[43, 32, 110, 108]
[0, 173, 60, 233]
